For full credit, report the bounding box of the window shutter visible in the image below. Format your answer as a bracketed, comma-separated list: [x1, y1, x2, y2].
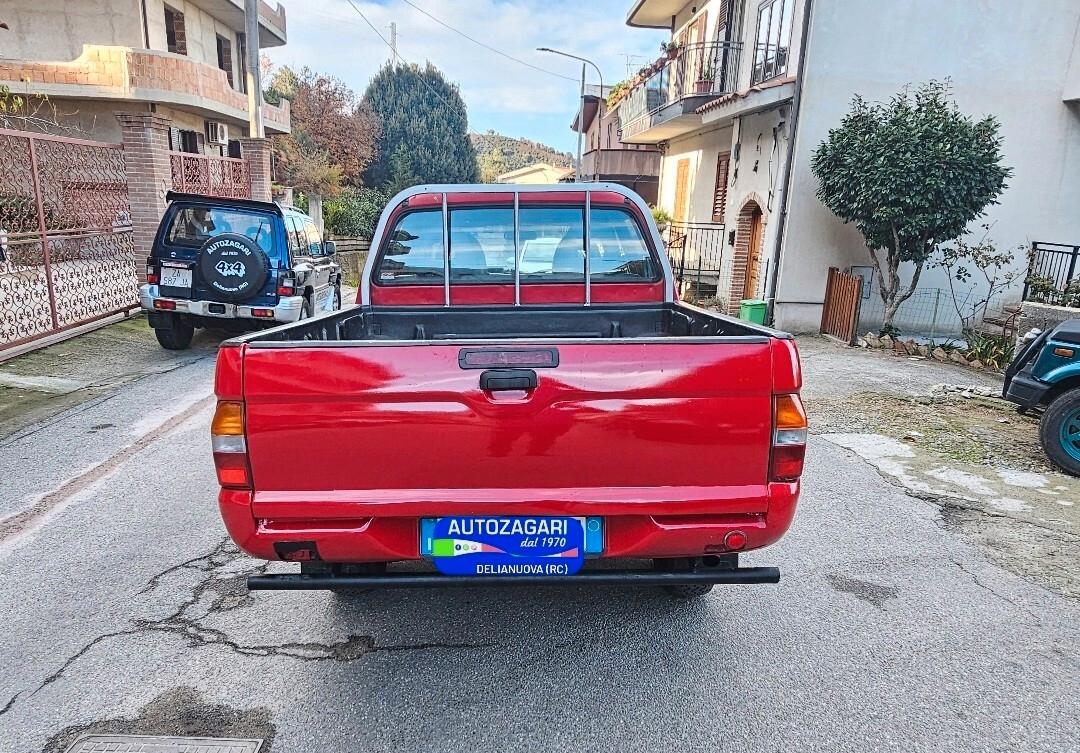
[673, 159, 691, 224]
[168, 127, 181, 152]
[712, 152, 730, 222]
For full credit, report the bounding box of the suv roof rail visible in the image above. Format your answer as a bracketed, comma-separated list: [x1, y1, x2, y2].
[165, 191, 284, 215]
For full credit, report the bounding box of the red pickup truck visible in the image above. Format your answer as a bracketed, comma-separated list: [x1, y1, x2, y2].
[209, 184, 805, 597]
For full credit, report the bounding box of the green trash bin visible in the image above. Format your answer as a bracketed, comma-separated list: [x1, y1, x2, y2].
[739, 299, 768, 324]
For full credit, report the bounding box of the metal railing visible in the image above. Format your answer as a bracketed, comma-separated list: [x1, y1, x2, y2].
[1023, 241, 1080, 307]
[662, 220, 727, 306]
[0, 128, 137, 351]
[169, 152, 250, 199]
[619, 41, 742, 135]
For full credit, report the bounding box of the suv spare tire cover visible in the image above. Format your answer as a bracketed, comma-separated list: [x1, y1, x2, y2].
[197, 233, 269, 302]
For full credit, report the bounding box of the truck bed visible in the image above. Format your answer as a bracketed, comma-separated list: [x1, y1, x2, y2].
[235, 302, 779, 345]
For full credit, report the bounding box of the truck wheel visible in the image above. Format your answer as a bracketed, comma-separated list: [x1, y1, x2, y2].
[299, 294, 314, 321]
[1040, 388, 1080, 476]
[655, 558, 714, 599]
[333, 286, 342, 310]
[153, 317, 194, 350]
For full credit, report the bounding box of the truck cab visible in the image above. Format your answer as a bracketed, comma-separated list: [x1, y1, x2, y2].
[211, 183, 806, 597]
[140, 192, 342, 349]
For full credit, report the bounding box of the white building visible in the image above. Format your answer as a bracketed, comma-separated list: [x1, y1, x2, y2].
[617, 0, 1080, 331]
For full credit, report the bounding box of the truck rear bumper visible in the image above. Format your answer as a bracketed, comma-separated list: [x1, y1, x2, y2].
[219, 482, 800, 563]
[248, 566, 781, 590]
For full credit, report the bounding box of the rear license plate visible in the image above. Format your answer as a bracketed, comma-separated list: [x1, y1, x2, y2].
[420, 516, 603, 576]
[160, 266, 192, 289]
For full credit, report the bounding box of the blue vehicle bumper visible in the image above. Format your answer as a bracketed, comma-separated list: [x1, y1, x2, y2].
[1003, 371, 1049, 408]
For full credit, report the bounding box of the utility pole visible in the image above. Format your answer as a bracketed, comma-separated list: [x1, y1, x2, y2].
[575, 63, 584, 183]
[244, 0, 264, 137]
[389, 22, 398, 63]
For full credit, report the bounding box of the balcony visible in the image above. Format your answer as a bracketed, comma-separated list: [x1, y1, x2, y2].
[0, 45, 290, 135]
[185, 0, 288, 47]
[580, 149, 661, 181]
[616, 41, 741, 144]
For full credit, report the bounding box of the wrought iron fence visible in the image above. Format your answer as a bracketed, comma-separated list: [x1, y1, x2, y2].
[1023, 241, 1080, 307]
[169, 152, 250, 199]
[619, 41, 742, 134]
[661, 221, 727, 306]
[1, 128, 137, 352]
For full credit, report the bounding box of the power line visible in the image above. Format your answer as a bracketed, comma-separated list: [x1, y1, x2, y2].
[397, 0, 580, 84]
[341, 0, 468, 118]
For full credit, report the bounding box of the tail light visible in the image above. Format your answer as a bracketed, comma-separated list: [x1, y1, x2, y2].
[277, 271, 297, 296]
[211, 401, 251, 489]
[771, 393, 807, 482]
[146, 258, 159, 285]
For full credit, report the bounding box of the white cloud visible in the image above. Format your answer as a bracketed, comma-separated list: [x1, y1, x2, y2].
[268, 0, 665, 146]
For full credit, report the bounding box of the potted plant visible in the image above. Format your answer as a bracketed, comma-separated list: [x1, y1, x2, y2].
[694, 60, 716, 94]
[651, 206, 672, 233]
[661, 40, 681, 61]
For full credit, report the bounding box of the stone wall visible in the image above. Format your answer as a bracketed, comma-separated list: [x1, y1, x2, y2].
[1016, 301, 1080, 347]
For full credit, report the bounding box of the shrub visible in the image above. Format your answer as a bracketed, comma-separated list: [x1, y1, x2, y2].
[324, 186, 388, 239]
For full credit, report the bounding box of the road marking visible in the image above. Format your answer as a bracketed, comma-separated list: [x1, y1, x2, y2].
[0, 394, 215, 548]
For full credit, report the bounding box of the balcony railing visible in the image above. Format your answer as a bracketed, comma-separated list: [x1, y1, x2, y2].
[618, 41, 742, 134]
[1024, 241, 1080, 307]
[580, 149, 660, 180]
[662, 220, 728, 305]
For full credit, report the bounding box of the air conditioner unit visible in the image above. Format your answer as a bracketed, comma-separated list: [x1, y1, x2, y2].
[206, 121, 229, 146]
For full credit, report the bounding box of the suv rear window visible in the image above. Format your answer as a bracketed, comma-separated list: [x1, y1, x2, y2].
[374, 206, 656, 285]
[165, 206, 276, 254]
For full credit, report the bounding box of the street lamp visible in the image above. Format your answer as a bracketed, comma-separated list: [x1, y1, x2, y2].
[537, 48, 604, 183]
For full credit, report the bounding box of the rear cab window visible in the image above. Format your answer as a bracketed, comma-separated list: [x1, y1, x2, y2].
[164, 205, 278, 259]
[373, 203, 658, 285]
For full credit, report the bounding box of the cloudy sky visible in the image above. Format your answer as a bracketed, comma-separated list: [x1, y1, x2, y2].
[268, 0, 666, 154]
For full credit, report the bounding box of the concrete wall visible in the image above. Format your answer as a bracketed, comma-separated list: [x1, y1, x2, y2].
[657, 124, 732, 223]
[774, 0, 1080, 333]
[0, 0, 143, 60]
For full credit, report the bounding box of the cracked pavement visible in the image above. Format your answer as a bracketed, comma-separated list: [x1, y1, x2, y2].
[0, 323, 1077, 752]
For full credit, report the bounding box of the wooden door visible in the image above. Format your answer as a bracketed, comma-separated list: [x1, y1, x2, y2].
[673, 159, 690, 224]
[743, 207, 764, 299]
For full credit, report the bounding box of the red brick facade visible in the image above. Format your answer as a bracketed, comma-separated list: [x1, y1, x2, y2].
[116, 112, 174, 272]
[727, 194, 768, 314]
[240, 138, 273, 203]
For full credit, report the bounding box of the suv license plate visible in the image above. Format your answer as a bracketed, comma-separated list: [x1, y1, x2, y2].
[160, 266, 192, 289]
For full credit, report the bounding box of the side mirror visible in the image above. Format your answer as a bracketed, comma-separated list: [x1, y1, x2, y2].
[323, 240, 336, 256]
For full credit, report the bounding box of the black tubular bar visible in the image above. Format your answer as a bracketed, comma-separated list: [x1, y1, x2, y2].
[248, 566, 781, 590]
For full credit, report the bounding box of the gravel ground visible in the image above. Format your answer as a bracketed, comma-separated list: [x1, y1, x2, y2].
[799, 336, 1079, 598]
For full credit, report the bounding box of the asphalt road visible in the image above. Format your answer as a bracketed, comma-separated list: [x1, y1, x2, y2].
[0, 332, 1077, 752]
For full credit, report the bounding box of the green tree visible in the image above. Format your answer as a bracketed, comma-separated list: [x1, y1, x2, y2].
[811, 81, 1010, 326]
[362, 62, 479, 190]
[477, 149, 507, 183]
[268, 66, 379, 186]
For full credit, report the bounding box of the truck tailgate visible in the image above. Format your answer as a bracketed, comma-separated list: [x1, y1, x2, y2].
[242, 341, 775, 517]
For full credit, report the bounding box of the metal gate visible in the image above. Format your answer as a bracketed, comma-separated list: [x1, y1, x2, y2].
[0, 128, 137, 352]
[819, 267, 863, 345]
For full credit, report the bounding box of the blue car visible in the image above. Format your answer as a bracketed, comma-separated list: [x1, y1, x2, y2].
[1003, 319, 1080, 476]
[140, 192, 343, 349]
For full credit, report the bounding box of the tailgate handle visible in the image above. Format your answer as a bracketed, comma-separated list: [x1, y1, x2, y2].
[480, 369, 537, 391]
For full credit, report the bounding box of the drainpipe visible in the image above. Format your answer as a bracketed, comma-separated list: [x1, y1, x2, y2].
[764, 0, 814, 326]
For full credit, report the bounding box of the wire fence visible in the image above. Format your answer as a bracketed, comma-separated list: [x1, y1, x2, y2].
[856, 274, 1019, 344]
